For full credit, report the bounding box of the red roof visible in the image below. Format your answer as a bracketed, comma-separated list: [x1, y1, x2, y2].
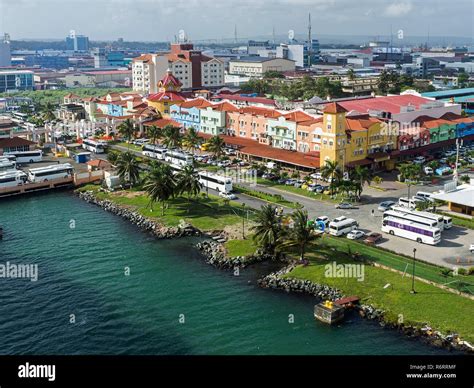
[237, 106, 282, 118]
[326, 95, 435, 115]
[159, 71, 182, 88]
[180, 98, 213, 109]
[0, 137, 36, 148]
[198, 134, 319, 169]
[210, 101, 239, 112]
[147, 92, 186, 102]
[324, 102, 347, 114]
[213, 94, 277, 106]
[143, 118, 181, 129]
[283, 110, 319, 123]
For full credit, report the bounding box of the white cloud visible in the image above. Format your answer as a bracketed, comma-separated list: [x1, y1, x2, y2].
[384, 1, 413, 17]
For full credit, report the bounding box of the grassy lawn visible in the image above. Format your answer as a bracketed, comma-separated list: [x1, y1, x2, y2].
[321, 236, 474, 294]
[114, 142, 143, 152]
[235, 185, 300, 209]
[78, 185, 245, 231]
[283, 246, 474, 342]
[440, 212, 474, 230]
[225, 236, 258, 257]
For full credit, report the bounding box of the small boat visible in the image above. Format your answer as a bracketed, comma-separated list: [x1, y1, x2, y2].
[314, 300, 345, 325]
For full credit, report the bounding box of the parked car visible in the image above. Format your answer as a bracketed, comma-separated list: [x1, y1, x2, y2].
[335, 202, 356, 209]
[310, 172, 322, 180]
[315, 185, 328, 193]
[364, 232, 383, 245]
[413, 156, 426, 164]
[277, 178, 288, 184]
[316, 216, 330, 228]
[470, 244, 474, 253]
[378, 201, 396, 211]
[294, 180, 305, 188]
[347, 230, 365, 240]
[424, 166, 434, 175]
[307, 183, 322, 192]
[285, 179, 297, 186]
[219, 192, 237, 200]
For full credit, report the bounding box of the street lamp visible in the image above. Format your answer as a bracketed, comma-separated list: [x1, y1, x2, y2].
[411, 248, 417, 294]
[241, 203, 246, 239]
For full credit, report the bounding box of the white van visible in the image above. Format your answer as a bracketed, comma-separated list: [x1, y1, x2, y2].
[398, 197, 422, 209]
[442, 216, 453, 229]
[328, 216, 359, 236]
[416, 191, 434, 202]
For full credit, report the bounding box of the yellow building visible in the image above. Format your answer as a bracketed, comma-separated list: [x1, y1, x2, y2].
[146, 69, 186, 117]
[319, 102, 397, 170]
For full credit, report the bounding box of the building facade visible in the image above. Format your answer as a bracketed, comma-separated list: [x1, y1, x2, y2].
[228, 57, 296, 77]
[0, 70, 34, 93]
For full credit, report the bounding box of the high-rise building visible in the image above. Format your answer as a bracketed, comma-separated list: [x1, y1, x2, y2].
[93, 48, 107, 68]
[0, 70, 34, 92]
[132, 43, 224, 93]
[66, 30, 89, 52]
[0, 34, 11, 67]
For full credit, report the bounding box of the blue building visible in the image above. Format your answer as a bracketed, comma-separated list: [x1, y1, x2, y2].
[0, 70, 34, 93]
[25, 55, 70, 70]
[66, 34, 89, 52]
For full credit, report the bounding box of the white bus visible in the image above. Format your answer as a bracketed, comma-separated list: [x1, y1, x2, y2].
[27, 163, 74, 183]
[383, 210, 438, 229]
[382, 216, 441, 245]
[4, 150, 42, 164]
[398, 197, 424, 209]
[82, 139, 105, 154]
[0, 170, 27, 188]
[328, 216, 359, 236]
[0, 160, 17, 173]
[142, 145, 167, 160]
[391, 206, 444, 231]
[165, 151, 193, 167]
[198, 171, 233, 193]
[0, 154, 16, 163]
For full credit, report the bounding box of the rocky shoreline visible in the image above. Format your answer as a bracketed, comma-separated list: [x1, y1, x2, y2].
[258, 264, 474, 354]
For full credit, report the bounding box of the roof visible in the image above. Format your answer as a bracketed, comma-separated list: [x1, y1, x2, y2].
[230, 56, 295, 63]
[133, 54, 153, 63]
[64, 93, 81, 99]
[214, 94, 277, 106]
[346, 116, 381, 131]
[324, 102, 347, 114]
[87, 159, 112, 168]
[180, 98, 213, 109]
[159, 71, 182, 87]
[324, 95, 436, 115]
[198, 134, 319, 169]
[0, 137, 36, 148]
[283, 110, 319, 123]
[431, 184, 474, 207]
[422, 87, 474, 98]
[147, 91, 186, 102]
[210, 101, 239, 112]
[83, 70, 131, 75]
[143, 118, 181, 129]
[235, 106, 282, 118]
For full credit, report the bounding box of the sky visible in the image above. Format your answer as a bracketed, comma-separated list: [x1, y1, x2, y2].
[0, 0, 473, 42]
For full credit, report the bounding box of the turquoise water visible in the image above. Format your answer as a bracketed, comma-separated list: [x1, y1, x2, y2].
[0, 192, 450, 355]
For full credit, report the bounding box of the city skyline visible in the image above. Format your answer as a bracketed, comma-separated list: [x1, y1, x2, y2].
[0, 0, 472, 42]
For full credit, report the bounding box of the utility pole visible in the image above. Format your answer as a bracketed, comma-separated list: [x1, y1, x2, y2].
[272, 26, 276, 45]
[411, 248, 417, 294]
[454, 137, 463, 182]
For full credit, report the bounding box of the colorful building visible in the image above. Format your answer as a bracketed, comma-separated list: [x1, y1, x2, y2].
[169, 97, 213, 131]
[147, 70, 186, 117]
[226, 106, 282, 142]
[199, 101, 238, 135]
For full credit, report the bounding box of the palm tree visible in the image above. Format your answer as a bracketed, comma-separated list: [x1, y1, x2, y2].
[42, 102, 56, 122]
[350, 166, 372, 199]
[320, 160, 342, 196]
[161, 124, 182, 149]
[118, 119, 135, 148]
[177, 165, 202, 207]
[281, 209, 319, 262]
[116, 152, 140, 187]
[182, 127, 201, 155]
[399, 163, 421, 199]
[207, 135, 225, 159]
[143, 164, 176, 215]
[107, 150, 120, 166]
[146, 125, 162, 145]
[251, 204, 282, 256]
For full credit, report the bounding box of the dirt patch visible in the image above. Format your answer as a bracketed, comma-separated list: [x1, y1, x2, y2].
[222, 221, 256, 240]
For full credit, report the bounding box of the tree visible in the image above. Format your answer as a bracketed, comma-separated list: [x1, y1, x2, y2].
[182, 127, 201, 155]
[116, 151, 140, 187]
[161, 124, 182, 149]
[146, 125, 162, 145]
[399, 163, 422, 199]
[177, 165, 202, 206]
[251, 204, 282, 256]
[320, 160, 342, 196]
[118, 119, 135, 148]
[350, 166, 372, 199]
[143, 163, 176, 215]
[415, 200, 432, 211]
[41, 102, 56, 122]
[281, 209, 319, 262]
[106, 150, 120, 166]
[207, 135, 225, 159]
[460, 175, 470, 184]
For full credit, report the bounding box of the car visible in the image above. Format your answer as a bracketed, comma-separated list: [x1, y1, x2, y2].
[310, 172, 322, 180]
[335, 202, 356, 209]
[217, 160, 231, 167]
[294, 180, 305, 188]
[307, 183, 322, 192]
[424, 166, 434, 175]
[413, 156, 426, 164]
[285, 179, 297, 186]
[316, 216, 330, 227]
[364, 232, 383, 245]
[347, 230, 365, 240]
[468, 157, 474, 164]
[378, 201, 396, 211]
[315, 185, 328, 193]
[277, 178, 287, 184]
[470, 244, 474, 253]
[219, 192, 237, 200]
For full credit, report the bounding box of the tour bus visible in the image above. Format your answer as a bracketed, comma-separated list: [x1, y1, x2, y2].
[82, 139, 105, 154]
[0, 170, 27, 188]
[198, 171, 233, 193]
[391, 206, 444, 231]
[0, 160, 17, 173]
[142, 145, 167, 160]
[4, 150, 42, 164]
[0, 154, 16, 163]
[398, 197, 423, 209]
[328, 216, 359, 236]
[383, 210, 438, 229]
[27, 163, 74, 183]
[382, 216, 441, 245]
[165, 151, 193, 167]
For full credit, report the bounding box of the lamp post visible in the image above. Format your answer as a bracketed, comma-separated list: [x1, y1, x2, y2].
[241, 203, 246, 239]
[411, 248, 417, 294]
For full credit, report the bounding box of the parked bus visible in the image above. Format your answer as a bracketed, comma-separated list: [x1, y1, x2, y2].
[328, 216, 359, 236]
[0, 154, 16, 163]
[4, 150, 42, 164]
[383, 210, 438, 229]
[27, 163, 74, 183]
[82, 139, 105, 154]
[0, 160, 17, 173]
[165, 151, 193, 167]
[0, 170, 27, 188]
[382, 216, 441, 245]
[198, 171, 233, 193]
[391, 206, 444, 230]
[142, 145, 167, 160]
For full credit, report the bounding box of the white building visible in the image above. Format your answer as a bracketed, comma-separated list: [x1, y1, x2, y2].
[228, 57, 295, 77]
